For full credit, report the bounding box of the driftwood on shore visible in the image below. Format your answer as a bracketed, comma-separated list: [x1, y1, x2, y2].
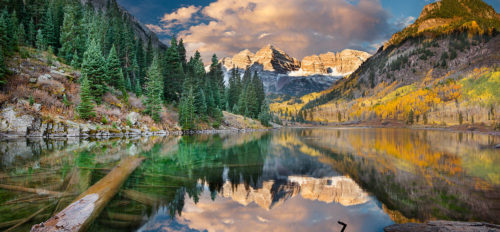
[384, 220, 500, 232]
[31, 156, 145, 232]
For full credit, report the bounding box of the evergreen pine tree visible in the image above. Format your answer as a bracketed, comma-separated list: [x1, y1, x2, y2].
[117, 68, 127, 98]
[36, 29, 46, 50]
[105, 44, 121, 86]
[16, 23, 25, 46]
[179, 87, 195, 130]
[208, 54, 224, 108]
[227, 68, 240, 111]
[27, 18, 35, 46]
[81, 39, 107, 103]
[77, 77, 96, 119]
[125, 72, 132, 91]
[144, 56, 163, 122]
[178, 38, 186, 66]
[103, 23, 114, 56]
[71, 50, 80, 68]
[258, 100, 271, 127]
[135, 38, 145, 86]
[59, 6, 81, 62]
[0, 11, 13, 55]
[0, 14, 7, 54]
[145, 38, 153, 67]
[43, 5, 57, 49]
[163, 36, 184, 102]
[407, 110, 414, 124]
[206, 82, 216, 117]
[7, 10, 18, 52]
[134, 78, 142, 96]
[253, 71, 265, 112]
[194, 88, 207, 119]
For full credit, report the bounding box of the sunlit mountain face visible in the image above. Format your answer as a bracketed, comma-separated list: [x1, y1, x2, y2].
[1, 128, 498, 232]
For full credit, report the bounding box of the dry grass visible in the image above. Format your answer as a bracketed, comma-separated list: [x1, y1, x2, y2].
[32, 89, 64, 109]
[0, 92, 9, 105]
[95, 105, 124, 123]
[37, 79, 65, 95]
[128, 94, 144, 110]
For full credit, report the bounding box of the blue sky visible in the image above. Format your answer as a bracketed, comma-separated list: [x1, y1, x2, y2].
[117, 0, 500, 60]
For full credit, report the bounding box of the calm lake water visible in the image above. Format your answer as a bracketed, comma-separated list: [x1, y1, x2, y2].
[0, 128, 499, 232]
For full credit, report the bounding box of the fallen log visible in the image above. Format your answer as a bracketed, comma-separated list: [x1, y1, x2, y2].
[31, 156, 145, 232]
[0, 184, 65, 197]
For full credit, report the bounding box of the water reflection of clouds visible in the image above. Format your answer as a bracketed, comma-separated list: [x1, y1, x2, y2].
[139, 187, 392, 232]
[139, 177, 393, 232]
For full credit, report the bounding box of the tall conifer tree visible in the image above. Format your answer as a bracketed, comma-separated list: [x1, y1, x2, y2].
[144, 56, 163, 122]
[77, 77, 96, 119]
[81, 39, 107, 103]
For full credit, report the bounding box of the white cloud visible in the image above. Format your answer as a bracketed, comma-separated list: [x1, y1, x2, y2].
[146, 24, 170, 34]
[149, 0, 393, 62]
[161, 5, 201, 24]
[151, 5, 202, 35]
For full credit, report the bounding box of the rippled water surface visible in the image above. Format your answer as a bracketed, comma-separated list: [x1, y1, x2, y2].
[0, 128, 499, 232]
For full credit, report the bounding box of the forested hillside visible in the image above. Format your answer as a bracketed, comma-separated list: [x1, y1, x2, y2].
[279, 0, 500, 130]
[0, 0, 272, 135]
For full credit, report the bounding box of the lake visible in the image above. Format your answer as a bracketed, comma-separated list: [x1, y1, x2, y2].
[0, 128, 499, 232]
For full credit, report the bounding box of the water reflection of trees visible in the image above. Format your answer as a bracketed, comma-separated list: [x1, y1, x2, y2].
[118, 133, 272, 220]
[291, 128, 500, 224]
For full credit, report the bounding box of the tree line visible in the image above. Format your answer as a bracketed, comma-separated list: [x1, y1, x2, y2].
[0, 0, 271, 129]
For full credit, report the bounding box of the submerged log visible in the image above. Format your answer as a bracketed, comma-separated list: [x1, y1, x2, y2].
[5, 203, 54, 232]
[31, 156, 145, 232]
[1, 195, 63, 205]
[121, 189, 162, 206]
[0, 184, 65, 197]
[104, 212, 144, 222]
[0, 214, 51, 229]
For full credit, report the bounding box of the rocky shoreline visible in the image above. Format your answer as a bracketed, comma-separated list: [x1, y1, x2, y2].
[0, 106, 274, 139]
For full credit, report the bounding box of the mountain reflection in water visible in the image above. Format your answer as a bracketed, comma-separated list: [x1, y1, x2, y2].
[0, 128, 498, 232]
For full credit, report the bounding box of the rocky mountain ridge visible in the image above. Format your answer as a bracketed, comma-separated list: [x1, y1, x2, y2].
[221, 45, 370, 76]
[81, 0, 166, 49]
[219, 45, 370, 96]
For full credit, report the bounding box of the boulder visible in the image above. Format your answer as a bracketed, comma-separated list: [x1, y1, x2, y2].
[65, 121, 80, 137]
[38, 74, 52, 82]
[0, 107, 35, 136]
[27, 118, 45, 137]
[80, 124, 97, 134]
[32, 103, 42, 112]
[127, 112, 140, 125]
